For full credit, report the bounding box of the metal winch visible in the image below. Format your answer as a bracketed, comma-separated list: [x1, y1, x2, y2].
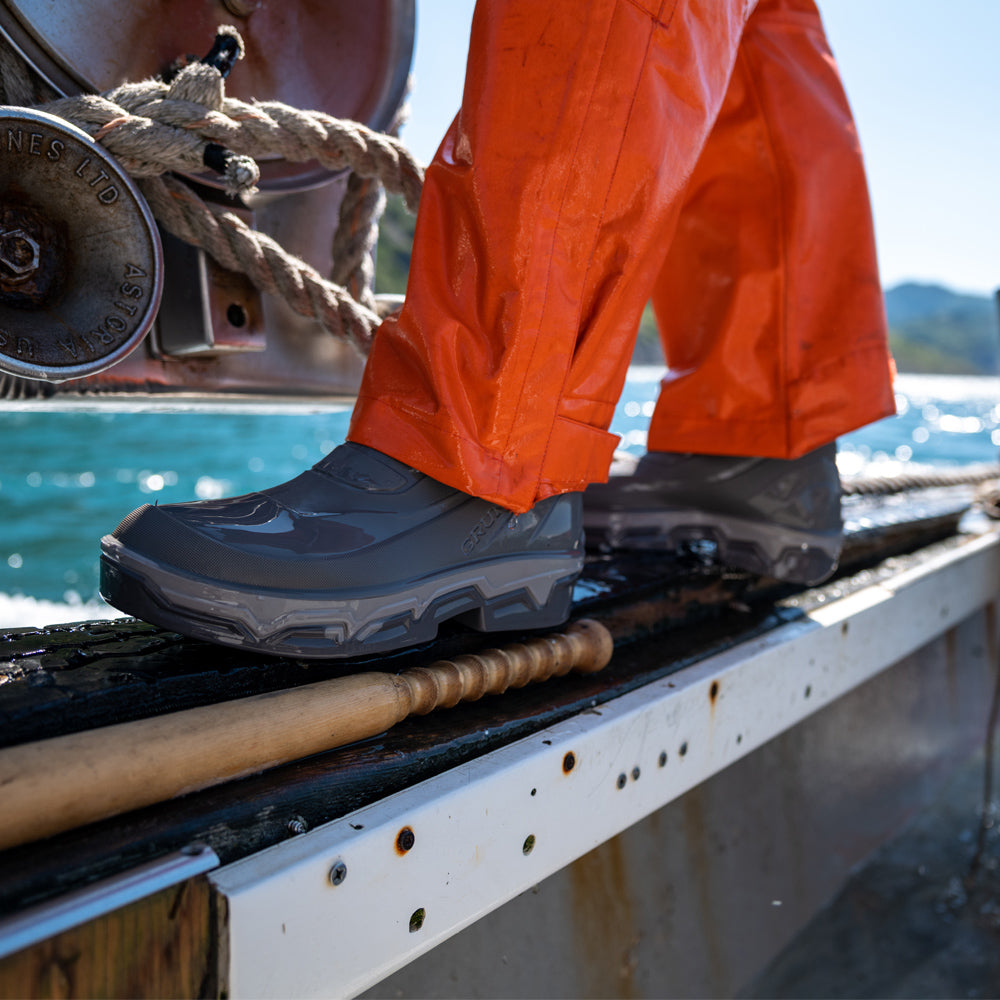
[0, 0, 415, 398]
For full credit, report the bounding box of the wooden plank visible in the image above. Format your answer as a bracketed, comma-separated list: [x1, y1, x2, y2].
[0, 876, 216, 1000]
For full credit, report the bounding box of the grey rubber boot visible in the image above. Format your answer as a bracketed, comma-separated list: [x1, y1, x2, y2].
[100, 443, 583, 659]
[583, 444, 843, 585]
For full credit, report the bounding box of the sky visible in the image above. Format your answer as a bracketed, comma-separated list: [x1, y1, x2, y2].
[399, 1, 999, 297]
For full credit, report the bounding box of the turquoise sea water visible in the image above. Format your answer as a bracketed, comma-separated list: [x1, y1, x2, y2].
[0, 370, 997, 626]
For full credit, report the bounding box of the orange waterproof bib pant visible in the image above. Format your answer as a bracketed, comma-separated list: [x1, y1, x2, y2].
[348, 0, 896, 514]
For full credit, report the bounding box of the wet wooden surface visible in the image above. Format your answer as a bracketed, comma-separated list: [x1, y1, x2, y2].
[0, 490, 979, 916]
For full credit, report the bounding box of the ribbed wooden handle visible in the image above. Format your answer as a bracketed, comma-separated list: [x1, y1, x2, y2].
[0, 620, 613, 852]
[402, 619, 614, 714]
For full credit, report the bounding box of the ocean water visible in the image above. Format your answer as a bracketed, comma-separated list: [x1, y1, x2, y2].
[0, 370, 997, 628]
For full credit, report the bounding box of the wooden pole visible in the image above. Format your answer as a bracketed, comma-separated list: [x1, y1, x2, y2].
[0, 619, 612, 853]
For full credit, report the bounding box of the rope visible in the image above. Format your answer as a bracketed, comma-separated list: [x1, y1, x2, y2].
[40, 72, 423, 210]
[27, 25, 423, 354]
[842, 464, 1000, 497]
[140, 174, 380, 355]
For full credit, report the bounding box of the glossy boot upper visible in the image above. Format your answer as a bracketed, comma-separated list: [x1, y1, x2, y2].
[101, 443, 583, 658]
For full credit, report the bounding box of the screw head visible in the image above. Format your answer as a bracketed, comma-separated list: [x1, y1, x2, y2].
[328, 861, 347, 886]
[287, 816, 308, 836]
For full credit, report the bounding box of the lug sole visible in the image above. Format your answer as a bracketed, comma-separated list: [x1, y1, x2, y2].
[584, 508, 841, 586]
[100, 535, 582, 659]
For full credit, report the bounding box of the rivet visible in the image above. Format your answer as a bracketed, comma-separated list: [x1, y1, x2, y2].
[631, 766, 641, 781]
[658, 751, 668, 767]
[328, 861, 347, 886]
[409, 907, 426, 933]
[522, 834, 536, 855]
[616, 773, 627, 790]
[679, 742, 688, 757]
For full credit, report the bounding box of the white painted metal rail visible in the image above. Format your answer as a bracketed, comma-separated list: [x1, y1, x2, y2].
[212, 529, 1000, 999]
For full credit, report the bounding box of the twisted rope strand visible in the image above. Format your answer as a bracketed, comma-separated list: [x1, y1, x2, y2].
[141, 174, 380, 354]
[843, 464, 1000, 497]
[41, 78, 423, 209]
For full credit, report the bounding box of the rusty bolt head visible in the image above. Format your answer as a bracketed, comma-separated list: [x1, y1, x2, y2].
[0, 229, 40, 281]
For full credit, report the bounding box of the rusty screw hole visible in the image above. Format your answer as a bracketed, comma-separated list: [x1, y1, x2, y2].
[562, 751, 576, 773]
[709, 680, 719, 703]
[409, 907, 426, 933]
[658, 751, 668, 768]
[616, 773, 627, 790]
[522, 834, 536, 855]
[227, 302, 247, 328]
[396, 826, 415, 854]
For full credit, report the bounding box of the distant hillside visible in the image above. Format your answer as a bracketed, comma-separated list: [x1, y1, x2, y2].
[374, 194, 415, 296]
[374, 205, 997, 374]
[886, 283, 998, 375]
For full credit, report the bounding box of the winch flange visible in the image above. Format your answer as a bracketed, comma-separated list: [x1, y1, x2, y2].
[0, 106, 162, 382]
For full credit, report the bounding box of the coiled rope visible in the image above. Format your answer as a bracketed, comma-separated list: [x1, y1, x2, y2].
[18, 25, 424, 355]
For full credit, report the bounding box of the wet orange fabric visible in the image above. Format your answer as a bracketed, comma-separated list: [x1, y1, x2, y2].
[349, 0, 895, 513]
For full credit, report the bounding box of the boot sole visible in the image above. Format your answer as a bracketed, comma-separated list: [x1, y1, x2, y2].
[100, 535, 582, 659]
[584, 508, 841, 586]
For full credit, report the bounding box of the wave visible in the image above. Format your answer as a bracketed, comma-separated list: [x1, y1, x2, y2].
[0, 592, 126, 629]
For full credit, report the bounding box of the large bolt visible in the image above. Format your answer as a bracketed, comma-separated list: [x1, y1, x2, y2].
[0, 229, 40, 281]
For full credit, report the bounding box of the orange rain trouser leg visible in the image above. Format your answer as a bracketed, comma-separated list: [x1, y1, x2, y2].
[645, 0, 894, 457]
[348, 0, 895, 514]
